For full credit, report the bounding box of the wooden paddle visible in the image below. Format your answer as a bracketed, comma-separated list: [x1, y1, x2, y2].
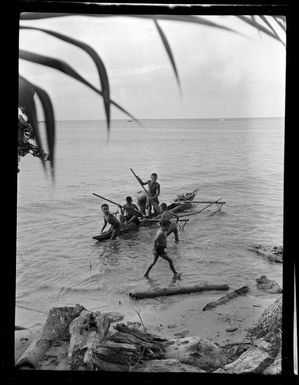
[130, 168, 161, 214]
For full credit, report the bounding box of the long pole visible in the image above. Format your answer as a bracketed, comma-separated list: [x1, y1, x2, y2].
[92, 193, 124, 209]
[92, 193, 141, 216]
[179, 198, 223, 218]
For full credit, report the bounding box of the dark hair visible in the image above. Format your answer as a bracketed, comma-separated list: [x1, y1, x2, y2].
[151, 173, 157, 178]
[101, 203, 109, 209]
[126, 196, 132, 202]
[159, 218, 171, 227]
[160, 203, 167, 210]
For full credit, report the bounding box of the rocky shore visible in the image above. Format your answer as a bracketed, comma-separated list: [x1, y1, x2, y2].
[15, 244, 283, 374]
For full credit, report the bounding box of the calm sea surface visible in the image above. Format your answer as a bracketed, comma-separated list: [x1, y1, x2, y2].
[16, 118, 284, 327]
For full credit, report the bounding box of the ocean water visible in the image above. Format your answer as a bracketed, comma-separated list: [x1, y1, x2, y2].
[16, 118, 284, 328]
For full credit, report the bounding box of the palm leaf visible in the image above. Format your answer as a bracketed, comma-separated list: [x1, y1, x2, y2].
[32, 84, 55, 176]
[21, 26, 111, 130]
[153, 18, 180, 90]
[273, 16, 286, 32]
[236, 15, 285, 46]
[19, 50, 141, 125]
[19, 76, 46, 171]
[258, 16, 285, 45]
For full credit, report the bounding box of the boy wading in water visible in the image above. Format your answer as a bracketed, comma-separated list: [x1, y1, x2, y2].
[160, 203, 180, 242]
[144, 218, 181, 279]
[101, 203, 121, 240]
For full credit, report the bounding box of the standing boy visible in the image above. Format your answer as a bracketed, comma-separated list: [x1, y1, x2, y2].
[101, 203, 121, 240]
[144, 218, 181, 279]
[137, 172, 161, 217]
[160, 203, 180, 242]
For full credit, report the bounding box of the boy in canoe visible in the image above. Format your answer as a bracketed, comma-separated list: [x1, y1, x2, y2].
[144, 218, 181, 279]
[100, 203, 121, 240]
[120, 196, 143, 226]
[136, 172, 161, 217]
[160, 203, 180, 242]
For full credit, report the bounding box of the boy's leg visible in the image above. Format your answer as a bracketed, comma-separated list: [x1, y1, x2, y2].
[160, 252, 177, 274]
[111, 225, 120, 240]
[173, 225, 179, 242]
[119, 215, 125, 227]
[144, 254, 159, 277]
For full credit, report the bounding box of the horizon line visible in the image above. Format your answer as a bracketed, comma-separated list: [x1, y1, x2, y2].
[55, 116, 284, 122]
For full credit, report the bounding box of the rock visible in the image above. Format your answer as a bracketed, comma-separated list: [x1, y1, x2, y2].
[164, 336, 226, 372]
[252, 245, 283, 263]
[262, 348, 281, 375]
[212, 368, 227, 374]
[223, 343, 274, 374]
[256, 275, 282, 294]
[247, 296, 282, 356]
[167, 324, 176, 329]
[133, 359, 205, 372]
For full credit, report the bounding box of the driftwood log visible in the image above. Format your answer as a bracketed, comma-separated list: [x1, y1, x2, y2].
[91, 323, 167, 371]
[202, 286, 249, 311]
[67, 310, 124, 369]
[129, 284, 229, 300]
[16, 304, 85, 369]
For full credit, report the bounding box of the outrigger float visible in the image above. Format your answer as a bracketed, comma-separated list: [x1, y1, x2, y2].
[92, 189, 225, 242]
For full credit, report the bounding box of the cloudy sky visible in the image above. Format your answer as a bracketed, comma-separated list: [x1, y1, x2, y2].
[19, 14, 286, 120]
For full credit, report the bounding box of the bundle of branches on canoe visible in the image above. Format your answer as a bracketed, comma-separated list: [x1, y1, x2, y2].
[92, 189, 225, 242]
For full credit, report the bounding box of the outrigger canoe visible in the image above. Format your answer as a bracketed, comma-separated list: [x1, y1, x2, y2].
[92, 190, 224, 242]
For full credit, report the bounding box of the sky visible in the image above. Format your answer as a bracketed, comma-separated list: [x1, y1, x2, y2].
[19, 14, 286, 120]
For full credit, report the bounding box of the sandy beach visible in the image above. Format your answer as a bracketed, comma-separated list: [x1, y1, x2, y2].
[15, 285, 281, 370]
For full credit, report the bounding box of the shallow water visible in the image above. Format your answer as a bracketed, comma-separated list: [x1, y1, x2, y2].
[16, 118, 284, 327]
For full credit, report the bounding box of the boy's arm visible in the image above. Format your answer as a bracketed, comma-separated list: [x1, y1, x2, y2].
[101, 218, 107, 232]
[136, 175, 148, 185]
[152, 183, 160, 199]
[133, 204, 142, 215]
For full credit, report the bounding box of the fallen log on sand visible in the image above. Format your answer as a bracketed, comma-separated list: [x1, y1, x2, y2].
[129, 284, 229, 300]
[202, 286, 249, 311]
[16, 304, 85, 369]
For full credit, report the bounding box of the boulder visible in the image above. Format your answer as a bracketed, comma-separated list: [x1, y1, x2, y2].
[252, 245, 283, 263]
[134, 359, 205, 372]
[247, 296, 282, 357]
[223, 343, 274, 374]
[262, 348, 281, 375]
[256, 275, 282, 294]
[164, 336, 226, 372]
